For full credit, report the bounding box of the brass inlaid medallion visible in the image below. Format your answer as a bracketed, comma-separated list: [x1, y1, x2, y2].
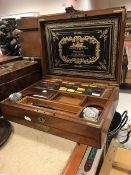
[59, 36, 100, 64]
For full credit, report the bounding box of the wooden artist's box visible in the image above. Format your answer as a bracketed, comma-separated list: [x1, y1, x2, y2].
[0, 55, 41, 101]
[0, 7, 126, 148]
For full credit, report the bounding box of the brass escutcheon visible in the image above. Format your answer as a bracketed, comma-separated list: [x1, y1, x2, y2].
[37, 124, 50, 132]
[38, 117, 45, 123]
[42, 125, 50, 132]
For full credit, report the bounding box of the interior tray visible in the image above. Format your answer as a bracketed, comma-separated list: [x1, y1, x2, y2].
[21, 87, 58, 100]
[18, 96, 82, 116]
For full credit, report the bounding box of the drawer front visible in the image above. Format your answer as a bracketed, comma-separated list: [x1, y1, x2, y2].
[4, 114, 100, 148]
[1, 104, 100, 148]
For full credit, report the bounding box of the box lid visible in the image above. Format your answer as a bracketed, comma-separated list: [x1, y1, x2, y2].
[39, 7, 126, 85]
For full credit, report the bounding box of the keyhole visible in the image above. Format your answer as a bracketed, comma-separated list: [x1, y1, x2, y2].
[38, 117, 45, 123]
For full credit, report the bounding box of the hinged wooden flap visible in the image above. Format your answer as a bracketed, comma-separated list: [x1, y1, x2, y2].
[39, 7, 126, 85]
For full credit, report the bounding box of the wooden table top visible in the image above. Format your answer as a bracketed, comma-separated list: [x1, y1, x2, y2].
[0, 122, 76, 175]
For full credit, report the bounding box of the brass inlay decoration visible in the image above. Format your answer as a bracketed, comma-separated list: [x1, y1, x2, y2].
[68, 12, 85, 19]
[98, 29, 109, 40]
[44, 15, 120, 80]
[58, 36, 100, 64]
[98, 61, 107, 71]
[37, 124, 50, 132]
[52, 32, 59, 40]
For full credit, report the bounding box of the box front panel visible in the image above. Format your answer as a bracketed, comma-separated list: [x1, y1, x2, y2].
[0, 103, 101, 148]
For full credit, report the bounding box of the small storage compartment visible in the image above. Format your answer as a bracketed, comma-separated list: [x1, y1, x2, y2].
[22, 87, 58, 100]
[52, 92, 86, 106]
[82, 96, 107, 108]
[18, 96, 82, 116]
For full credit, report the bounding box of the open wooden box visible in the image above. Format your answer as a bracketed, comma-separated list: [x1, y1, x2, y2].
[0, 7, 126, 148]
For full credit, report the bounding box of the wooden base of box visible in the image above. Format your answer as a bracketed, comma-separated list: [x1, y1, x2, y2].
[0, 76, 119, 148]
